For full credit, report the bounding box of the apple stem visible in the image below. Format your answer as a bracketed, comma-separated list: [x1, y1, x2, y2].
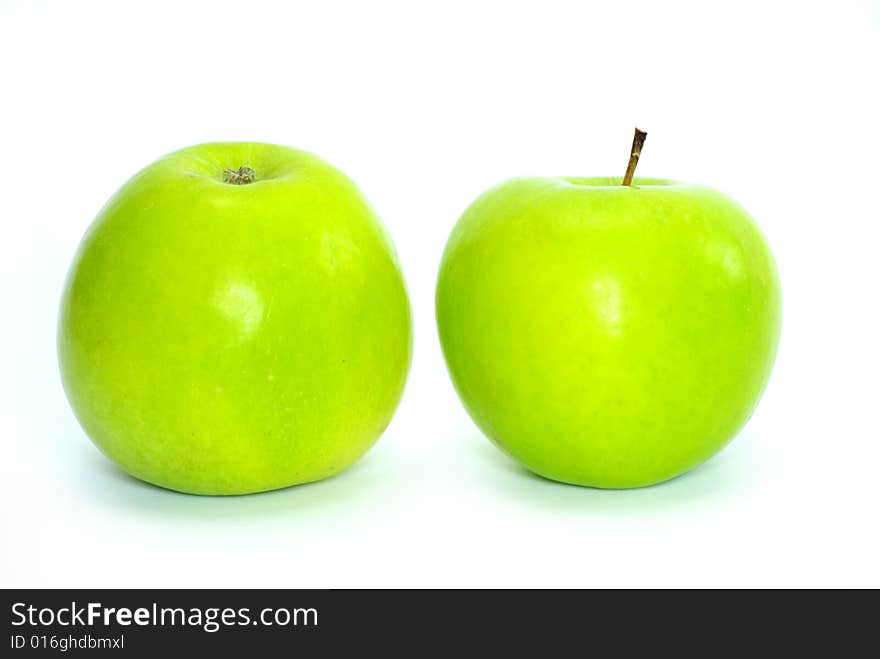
[223, 166, 256, 185]
[622, 128, 647, 186]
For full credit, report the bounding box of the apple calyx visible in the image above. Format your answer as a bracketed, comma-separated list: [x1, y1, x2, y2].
[222, 166, 257, 185]
[622, 128, 647, 186]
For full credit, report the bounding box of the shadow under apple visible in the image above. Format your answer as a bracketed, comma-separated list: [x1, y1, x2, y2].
[73, 438, 395, 526]
[463, 430, 761, 516]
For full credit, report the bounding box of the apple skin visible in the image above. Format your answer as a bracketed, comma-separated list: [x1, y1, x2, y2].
[59, 143, 412, 495]
[436, 176, 781, 488]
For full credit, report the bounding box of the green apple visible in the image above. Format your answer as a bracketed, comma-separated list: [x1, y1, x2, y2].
[436, 173, 781, 488]
[59, 142, 412, 495]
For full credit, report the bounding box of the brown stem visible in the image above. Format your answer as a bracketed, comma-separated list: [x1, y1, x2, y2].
[622, 128, 647, 186]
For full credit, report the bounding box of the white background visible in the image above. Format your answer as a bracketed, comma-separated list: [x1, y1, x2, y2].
[1, 0, 878, 588]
